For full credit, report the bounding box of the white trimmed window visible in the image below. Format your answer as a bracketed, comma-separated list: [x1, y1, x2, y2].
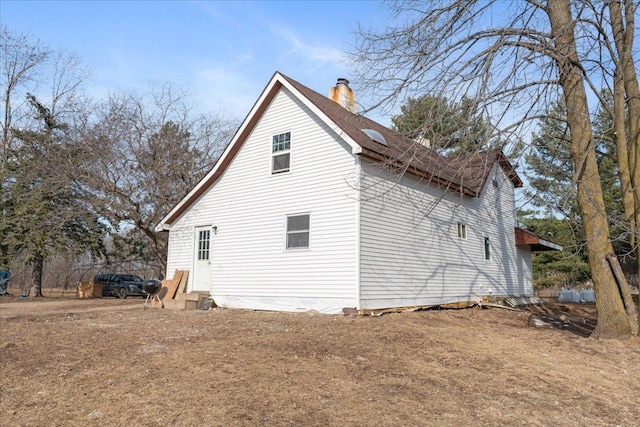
[457, 223, 467, 239]
[484, 237, 491, 261]
[286, 214, 310, 249]
[272, 132, 291, 174]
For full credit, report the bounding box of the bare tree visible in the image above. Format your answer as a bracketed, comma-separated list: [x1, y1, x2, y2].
[0, 26, 49, 189]
[349, 0, 639, 338]
[79, 84, 237, 272]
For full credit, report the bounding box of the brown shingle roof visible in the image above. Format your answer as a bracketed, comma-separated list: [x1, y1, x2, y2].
[281, 73, 522, 196]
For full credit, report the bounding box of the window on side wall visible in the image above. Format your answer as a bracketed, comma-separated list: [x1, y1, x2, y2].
[272, 132, 291, 174]
[286, 214, 310, 249]
[484, 236, 491, 261]
[457, 223, 467, 239]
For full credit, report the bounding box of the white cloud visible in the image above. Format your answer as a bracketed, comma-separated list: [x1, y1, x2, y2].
[255, 13, 350, 76]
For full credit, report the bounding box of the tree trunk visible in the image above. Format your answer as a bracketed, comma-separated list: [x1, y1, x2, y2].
[29, 255, 44, 297]
[610, 0, 640, 279]
[547, 0, 636, 338]
[607, 254, 639, 331]
[611, 68, 635, 256]
[610, 0, 640, 328]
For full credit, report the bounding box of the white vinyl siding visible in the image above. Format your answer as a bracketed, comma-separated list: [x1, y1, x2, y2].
[163, 75, 534, 313]
[358, 159, 529, 310]
[166, 227, 196, 281]
[166, 87, 358, 312]
[516, 246, 534, 295]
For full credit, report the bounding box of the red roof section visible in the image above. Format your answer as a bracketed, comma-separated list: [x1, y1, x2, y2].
[515, 228, 563, 251]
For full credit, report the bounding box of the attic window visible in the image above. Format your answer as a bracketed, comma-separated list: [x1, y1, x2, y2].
[272, 132, 291, 174]
[361, 128, 387, 146]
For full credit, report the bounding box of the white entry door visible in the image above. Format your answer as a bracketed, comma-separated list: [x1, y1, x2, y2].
[192, 226, 212, 292]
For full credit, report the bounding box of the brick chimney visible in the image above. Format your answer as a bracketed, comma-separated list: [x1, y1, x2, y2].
[329, 78, 357, 114]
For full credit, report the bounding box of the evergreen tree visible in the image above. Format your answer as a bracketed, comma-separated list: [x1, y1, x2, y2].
[1, 94, 104, 296]
[524, 94, 634, 286]
[391, 95, 497, 155]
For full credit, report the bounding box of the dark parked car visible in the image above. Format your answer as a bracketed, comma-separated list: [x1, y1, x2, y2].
[94, 273, 160, 299]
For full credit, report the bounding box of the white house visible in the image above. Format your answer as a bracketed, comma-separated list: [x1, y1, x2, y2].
[156, 72, 559, 314]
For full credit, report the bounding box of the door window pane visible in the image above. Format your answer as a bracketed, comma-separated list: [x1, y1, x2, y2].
[198, 229, 210, 260]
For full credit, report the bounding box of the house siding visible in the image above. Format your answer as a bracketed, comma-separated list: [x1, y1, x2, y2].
[359, 159, 531, 310]
[166, 87, 358, 313]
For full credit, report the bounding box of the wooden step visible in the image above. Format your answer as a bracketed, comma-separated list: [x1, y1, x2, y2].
[163, 299, 198, 310]
[165, 292, 212, 310]
[175, 292, 201, 302]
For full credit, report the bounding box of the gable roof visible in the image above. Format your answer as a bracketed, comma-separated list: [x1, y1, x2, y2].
[156, 72, 523, 230]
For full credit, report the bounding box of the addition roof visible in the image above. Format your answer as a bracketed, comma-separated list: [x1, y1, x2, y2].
[156, 71, 523, 230]
[515, 228, 564, 251]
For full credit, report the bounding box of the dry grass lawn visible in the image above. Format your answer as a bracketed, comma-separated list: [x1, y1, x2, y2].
[1, 292, 639, 426]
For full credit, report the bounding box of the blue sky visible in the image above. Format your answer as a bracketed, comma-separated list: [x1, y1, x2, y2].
[1, 0, 388, 122]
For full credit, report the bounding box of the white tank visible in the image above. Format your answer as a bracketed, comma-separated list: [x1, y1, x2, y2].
[558, 289, 581, 303]
[580, 289, 595, 303]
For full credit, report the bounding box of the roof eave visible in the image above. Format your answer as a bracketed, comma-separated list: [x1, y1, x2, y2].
[497, 151, 523, 188]
[358, 148, 478, 197]
[156, 72, 286, 229]
[515, 227, 563, 251]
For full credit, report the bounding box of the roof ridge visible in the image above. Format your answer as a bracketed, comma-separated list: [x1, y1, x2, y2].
[279, 73, 522, 194]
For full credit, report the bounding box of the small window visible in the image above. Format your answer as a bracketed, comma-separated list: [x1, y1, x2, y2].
[198, 229, 211, 260]
[286, 214, 310, 249]
[457, 223, 467, 239]
[484, 237, 491, 261]
[272, 132, 291, 174]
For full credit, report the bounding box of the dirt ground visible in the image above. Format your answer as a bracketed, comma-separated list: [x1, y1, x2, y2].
[1, 290, 639, 427]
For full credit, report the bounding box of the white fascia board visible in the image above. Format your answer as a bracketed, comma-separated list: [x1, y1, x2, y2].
[539, 238, 563, 251]
[354, 155, 362, 309]
[156, 223, 171, 232]
[277, 74, 362, 155]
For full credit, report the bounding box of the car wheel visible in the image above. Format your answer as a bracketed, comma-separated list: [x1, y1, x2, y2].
[118, 287, 127, 299]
